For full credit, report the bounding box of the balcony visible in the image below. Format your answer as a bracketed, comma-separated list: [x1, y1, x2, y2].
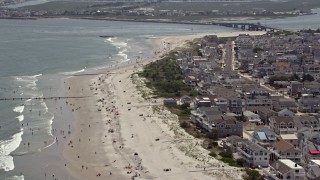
[237, 147, 253, 160]
[279, 127, 297, 134]
[270, 150, 301, 159]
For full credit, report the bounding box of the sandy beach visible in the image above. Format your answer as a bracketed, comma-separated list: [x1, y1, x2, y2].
[62, 31, 265, 180]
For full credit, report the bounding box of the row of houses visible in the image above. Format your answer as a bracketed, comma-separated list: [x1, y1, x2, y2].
[236, 33, 320, 114]
[223, 120, 320, 179]
[162, 33, 320, 179]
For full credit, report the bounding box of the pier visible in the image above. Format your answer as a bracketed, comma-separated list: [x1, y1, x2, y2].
[211, 22, 281, 32]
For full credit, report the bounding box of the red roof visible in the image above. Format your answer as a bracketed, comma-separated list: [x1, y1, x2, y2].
[310, 150, 320, 155]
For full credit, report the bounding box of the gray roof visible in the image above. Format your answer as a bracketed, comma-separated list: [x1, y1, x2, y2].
[278, 108, 295, 115]
[278, 98, 297, 106]
[181, 95, 191, 99]
[310, 166, 320, 178]
[294, 115, 317, 122]
[243, 140, 267, 152]
[257, 107, 277, 114]
[298, 129, 319, 139]
[257, 127, 276, 137]
[270, 161, 291, 175]
[257, 132, 267, 140]
[270, 116, 294, 124]
[210, 115, 239, 125]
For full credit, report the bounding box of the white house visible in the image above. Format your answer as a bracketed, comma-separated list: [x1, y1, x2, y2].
[237, 140, 270, 167]
[265, 159, 306, 180]
[243, 110, 261, 123]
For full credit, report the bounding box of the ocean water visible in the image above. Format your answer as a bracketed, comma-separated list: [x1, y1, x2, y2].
[0, 18, 235, 179]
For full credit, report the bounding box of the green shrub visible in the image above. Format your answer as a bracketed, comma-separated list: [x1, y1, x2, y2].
[236, 158, 244, 166]
[219, 150, 233, 159]
[211, 141, 218, 147]
[189, 89, 198, 97]
[244, 169, 263, 180]
[221, 157, 236, 165]
[209, 151, 217, 157]
[180, 121, 190, 129]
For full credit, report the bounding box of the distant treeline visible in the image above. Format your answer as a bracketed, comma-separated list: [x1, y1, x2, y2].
[300, 29, 320, 33]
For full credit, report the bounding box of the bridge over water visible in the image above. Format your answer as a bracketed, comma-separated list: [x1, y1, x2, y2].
[211, 22, 282, 32]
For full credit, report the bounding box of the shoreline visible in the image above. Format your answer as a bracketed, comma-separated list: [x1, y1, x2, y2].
[62, 31, 265, 180]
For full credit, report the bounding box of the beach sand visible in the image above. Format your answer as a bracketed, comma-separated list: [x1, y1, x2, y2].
[62, 31, 265, 180]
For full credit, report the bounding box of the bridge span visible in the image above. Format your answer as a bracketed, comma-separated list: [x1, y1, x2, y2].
[212, 22, 281, 32]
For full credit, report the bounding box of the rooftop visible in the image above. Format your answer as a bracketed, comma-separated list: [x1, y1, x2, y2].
[270, 116, 294, 124]
[311, 160, 320, 166]
[280, 134, 298, 140]
[272, 140, 294, 152]
[243, 140, 267, 152]
[256, 132, 267, 140]
[279, 159, 303, 169]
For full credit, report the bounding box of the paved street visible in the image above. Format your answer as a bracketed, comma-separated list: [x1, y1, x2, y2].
[223, 41, 233, 72]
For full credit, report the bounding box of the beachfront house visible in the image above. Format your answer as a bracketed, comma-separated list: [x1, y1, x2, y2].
[265, 159, 306, 180]
[237, 140, 270, 167]
[210, 116, 243, 138]
[191, 107, 243, 137]
[194, 97, 212, 107]
[190, 107, 221, 128]
[223, 135, 247, 153]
